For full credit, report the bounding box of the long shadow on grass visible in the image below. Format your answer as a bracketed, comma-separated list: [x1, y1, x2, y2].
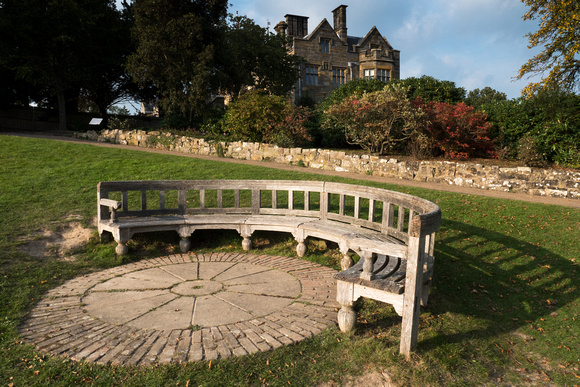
[417, 219, 578, 351]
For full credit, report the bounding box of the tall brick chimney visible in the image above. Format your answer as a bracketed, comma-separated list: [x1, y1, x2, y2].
[333, 5, 348, 43]
[285, 14, 309, 38]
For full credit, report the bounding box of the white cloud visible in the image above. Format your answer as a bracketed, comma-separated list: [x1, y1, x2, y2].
[228, 0, 541, 98]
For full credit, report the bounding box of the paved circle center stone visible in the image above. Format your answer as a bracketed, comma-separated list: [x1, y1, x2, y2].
[171, 280, 223, 296]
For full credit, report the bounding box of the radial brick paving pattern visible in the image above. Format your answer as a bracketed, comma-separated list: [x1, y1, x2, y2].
[20, 253, 339, 365]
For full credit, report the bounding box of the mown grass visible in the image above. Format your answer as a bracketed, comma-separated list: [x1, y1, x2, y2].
[0, 135, 579, 386]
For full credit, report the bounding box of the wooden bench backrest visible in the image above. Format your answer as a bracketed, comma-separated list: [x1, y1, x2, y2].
[98, 180, 441, 244]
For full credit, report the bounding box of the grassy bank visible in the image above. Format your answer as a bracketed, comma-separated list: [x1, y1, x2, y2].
[0, 135, 578, 385]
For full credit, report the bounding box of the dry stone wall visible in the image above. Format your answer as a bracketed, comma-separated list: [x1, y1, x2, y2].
[81, 129, 580, 200]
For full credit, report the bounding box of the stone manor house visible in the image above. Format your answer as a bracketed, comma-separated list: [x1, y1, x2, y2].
[275, 4, 400, 103]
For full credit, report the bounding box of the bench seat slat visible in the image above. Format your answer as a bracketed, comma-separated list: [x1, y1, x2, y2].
[335, 253, 433, 295]
[100, 215, 186, 229]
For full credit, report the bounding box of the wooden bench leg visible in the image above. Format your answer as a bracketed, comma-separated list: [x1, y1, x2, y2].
[178, 229, 192, 253]
[294, 231, 307, 257]
[179, 237, 191, 253]
[400, 235, 426, 358]
[239, 226, 253, 251]
[113, 230, 131, 255]
[242, 236, 252, 251]
[115, 241, 128, 255]
[338, 305, 357, 332]
[336, 281, 356, 332]
[296, 241, 307, 257]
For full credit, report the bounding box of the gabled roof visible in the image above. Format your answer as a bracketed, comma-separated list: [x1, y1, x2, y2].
[304, 18, 344, 43]
[357, 26, 394, 50]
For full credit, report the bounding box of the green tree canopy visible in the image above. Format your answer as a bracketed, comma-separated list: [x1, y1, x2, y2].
[517, 0, 580, 94]
[216, 14, 300, 98]
[392, 75, 466, 103]
[127, 0, 228, 120]
[465, 87, 507, 110]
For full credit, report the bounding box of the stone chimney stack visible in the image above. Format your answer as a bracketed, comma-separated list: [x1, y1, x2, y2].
[274, 20, 288, 36]
[285, 14, 309, 38]
[333, 5, 348, 43]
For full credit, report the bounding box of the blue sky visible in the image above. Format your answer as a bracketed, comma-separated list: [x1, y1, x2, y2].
[228, 0, 542, 99]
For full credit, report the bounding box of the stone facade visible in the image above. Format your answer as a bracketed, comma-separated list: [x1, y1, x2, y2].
[274, 5, 400, 103]
[80, 129, 580, 201]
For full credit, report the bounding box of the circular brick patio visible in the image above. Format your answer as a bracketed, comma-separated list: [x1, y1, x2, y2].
[19, 253, 339, 366]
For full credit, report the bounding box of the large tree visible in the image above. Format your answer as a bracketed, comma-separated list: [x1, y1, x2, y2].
[127, 0, 228, 121]
[80, 1, 140, 127]
[216, 14, 300, 99]
[517, 0, 580, 94]
[0, 0, 134, 130]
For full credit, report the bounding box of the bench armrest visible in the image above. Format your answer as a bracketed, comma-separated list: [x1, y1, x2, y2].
[99, 198, 121, 222]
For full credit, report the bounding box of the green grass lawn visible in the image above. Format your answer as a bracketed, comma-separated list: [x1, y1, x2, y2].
[1, 135, 579, 386]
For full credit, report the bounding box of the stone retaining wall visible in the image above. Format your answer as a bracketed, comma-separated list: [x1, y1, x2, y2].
[79, 129, 580, 200]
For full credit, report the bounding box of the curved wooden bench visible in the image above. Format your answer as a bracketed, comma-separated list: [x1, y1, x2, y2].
[97, 180, 441, 356]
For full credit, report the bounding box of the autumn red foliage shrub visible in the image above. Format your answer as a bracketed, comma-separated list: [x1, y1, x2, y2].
[417, 100, 495, 160]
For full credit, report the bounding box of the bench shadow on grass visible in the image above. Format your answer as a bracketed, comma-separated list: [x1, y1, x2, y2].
[413, 219, 578, 353]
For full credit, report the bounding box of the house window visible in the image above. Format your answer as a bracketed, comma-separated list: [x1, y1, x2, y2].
[305, 66, 319, 86]
[333, 68, 345, 87]
[377, 69, 391, 81]
[363, 69, 375, 79]
[321, 39, 330, 54]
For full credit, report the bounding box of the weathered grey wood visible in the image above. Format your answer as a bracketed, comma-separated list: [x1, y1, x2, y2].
[288, 190, 294, 211]
[400, 234, 426, 357]
[397, 205, 405, 232]
[99, 198, 121, 222]
[199, 189, 206, 209]
[160, 190, 166, 209]
[252, 189, 260, 215]
[122, 191, 128, 212]
[382, 202, 394, 231]
[141, 190, 147, 211]
[336, 282, 356, 332]
[99, 198, 121, 209]
[97, 179, 441, 357]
